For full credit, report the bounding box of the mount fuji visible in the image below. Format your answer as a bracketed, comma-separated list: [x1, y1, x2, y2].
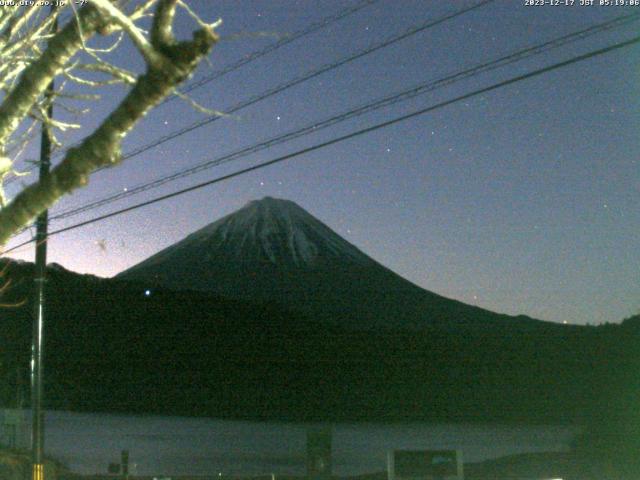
[1, 198, 622, 422]
[118, 197, 539, 329]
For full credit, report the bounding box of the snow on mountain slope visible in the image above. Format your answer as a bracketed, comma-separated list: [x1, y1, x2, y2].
[185, 197, 373, 267]
[117, 197, 536, 329]
[120, 197, 378, 277]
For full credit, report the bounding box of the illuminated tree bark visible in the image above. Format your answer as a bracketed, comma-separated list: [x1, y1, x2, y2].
[0, 0, 219, 246]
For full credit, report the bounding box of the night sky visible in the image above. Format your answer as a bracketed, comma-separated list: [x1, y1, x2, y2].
[5, 0, 639, 326]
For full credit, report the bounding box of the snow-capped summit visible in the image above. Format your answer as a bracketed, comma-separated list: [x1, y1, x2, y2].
[117, 197, 522, 329]
[182, 196, 374, 268]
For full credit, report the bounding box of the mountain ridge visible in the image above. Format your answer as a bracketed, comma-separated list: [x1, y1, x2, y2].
[117, 197, 549, 330]
[120, 197, 377, 274]
[0, 252, 636, 426]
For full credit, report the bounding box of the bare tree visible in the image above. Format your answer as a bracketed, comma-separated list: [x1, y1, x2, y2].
[0, 0, 220, 246]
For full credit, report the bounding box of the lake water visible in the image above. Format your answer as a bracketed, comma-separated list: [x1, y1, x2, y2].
[3, 410, 578, 476]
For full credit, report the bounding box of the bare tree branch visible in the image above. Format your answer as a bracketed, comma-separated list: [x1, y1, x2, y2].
[0, 4, 109, 151]
[0, 0, 219, 245]
[91, 0, 165, 68]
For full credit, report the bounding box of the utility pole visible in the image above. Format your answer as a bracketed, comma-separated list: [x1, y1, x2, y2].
[31, 86, 52, 480]
[31, 7, 57, 480]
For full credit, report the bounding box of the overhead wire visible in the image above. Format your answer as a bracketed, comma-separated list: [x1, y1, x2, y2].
[4, 0, 380, 181]
[106, 0, 497, 164]
[4, 33, 639, 255]
[172, 0, 380, 99]
[47, 10, 640, 222]
[5, 0, 495, 187]
[2, 0, 499, 247]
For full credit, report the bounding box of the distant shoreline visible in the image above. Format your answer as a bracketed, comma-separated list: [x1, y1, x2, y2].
[51, 452, 577, 480]
[32, 407, 584, 428]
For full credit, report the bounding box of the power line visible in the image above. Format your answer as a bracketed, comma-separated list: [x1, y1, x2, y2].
[114, 0, 496, 162]
[48, 11, 640, 222]
[5, 0, 379, 181]
[5, 33, 639, 255]
[174, 0, 380, 99]
[8, 0, 493, 184]
[0, 0, 499, 243]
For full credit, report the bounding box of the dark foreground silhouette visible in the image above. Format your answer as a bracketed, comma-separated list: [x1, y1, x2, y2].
[1, 260, 639, 477]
